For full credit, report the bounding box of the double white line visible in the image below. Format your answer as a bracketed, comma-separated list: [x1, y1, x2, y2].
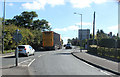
[19, 58, 35, 67]
[18, 54, 45, 67]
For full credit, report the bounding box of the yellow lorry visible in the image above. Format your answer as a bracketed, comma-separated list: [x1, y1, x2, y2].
[42, 31, 62, 50]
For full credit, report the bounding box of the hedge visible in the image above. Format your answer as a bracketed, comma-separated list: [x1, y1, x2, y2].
[98, 38, 115, 48]
[88, 45, 120, 61]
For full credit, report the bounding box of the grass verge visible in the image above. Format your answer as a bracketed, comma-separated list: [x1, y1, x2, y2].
[3, 50, 15, 54]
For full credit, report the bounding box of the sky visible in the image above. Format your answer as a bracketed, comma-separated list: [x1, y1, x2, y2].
[0, 0, 119, 44]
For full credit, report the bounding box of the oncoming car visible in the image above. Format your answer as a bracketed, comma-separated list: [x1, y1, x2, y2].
[65, 43, 72, 49]
[17, 45, 35, 57]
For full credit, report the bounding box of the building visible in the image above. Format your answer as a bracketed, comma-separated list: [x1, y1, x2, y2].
[78, 29, 90, 40]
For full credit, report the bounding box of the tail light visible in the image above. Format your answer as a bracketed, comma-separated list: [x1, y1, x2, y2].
[24, 48, 26, 50]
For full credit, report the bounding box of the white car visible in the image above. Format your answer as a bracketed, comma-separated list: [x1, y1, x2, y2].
[17, 45, 35, 57]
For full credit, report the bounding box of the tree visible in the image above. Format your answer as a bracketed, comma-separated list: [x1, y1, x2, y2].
[6, 11, 38, 28]
[13, 15, 24, 26]
[96, 29, 108, 40]
[33, 19, 51, 31]
[5, 11, 52, 31]
[67, 39, 71, 43]
[100, 29, 104, 34]
[90, 34, 93, 39]
[20, 11, 38, 28]
[5, 19, 14, 25]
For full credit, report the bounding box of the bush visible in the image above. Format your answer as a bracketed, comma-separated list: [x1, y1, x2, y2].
[4, 25, 42, 50]
[117, 39, 120, 48]
[88, 45, 97, 54]
[98, 38, 115, 48]
[88, 39, 97, 45]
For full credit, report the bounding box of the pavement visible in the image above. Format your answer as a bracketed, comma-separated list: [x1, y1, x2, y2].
[2, 66, 30, 75]
[72, 50, 120, 75]
[0, 52, 15, 58]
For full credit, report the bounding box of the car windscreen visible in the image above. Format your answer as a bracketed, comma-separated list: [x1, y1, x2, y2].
[66, 44, 70, 46]
[18, 46, 25, 49]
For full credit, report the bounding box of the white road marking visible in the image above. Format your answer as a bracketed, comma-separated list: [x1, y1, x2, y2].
[82, 61, 95, 68]
[81, 59, 111, 75]
[100, 70, 110, 75]
[38, 54, 46, 57]
[28, 59, 35, 67]
[18, 59, 32, 65]
[38, 55, 42, 57]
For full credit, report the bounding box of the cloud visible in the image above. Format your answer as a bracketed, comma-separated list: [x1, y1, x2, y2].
[22, 0, 65, 10]
[48, 23, 52, 26]
[22, 1, 45, 10]
[53, 25, 79, 32]
[53, 22, 91, 32]
[76, 22, 92, 26]
[70, 0, 92, 8]
[47, 0, 65, 7]
[62, 36, 71, 44]
[107, 25, 118, 31]
[7, 3, 14, 6]
[21, 0, 111, 10]
[107, 25, 118, 34]
[93, 0, 107, 4]
[70, 0, 110, 8]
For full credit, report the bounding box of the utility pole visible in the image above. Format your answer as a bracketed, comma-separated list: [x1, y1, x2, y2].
[2, 0, 5, 54]
[93, 11, 95, 45]
[80, 14, 82, 52]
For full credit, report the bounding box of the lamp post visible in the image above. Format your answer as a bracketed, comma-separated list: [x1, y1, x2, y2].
[74, 12, 82, 52]
[2, 0, 6, 54]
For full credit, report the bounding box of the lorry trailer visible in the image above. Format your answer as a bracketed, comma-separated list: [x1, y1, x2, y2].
[42, 31, 62, 50]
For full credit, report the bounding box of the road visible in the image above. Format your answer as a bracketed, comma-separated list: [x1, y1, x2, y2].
[2, 48, 114, 75]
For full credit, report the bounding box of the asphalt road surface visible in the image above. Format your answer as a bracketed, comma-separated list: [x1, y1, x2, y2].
[2, 48, 114, 75]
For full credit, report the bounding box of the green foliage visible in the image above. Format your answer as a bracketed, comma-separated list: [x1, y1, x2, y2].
[33, 19, 51, 31]
[88, 46, 120, 61]
[3, 50, 15, 54]
[98, 38, 115, 48]
[13, 11, 38, 28]
[4, 25, 36, 50]
[5, 11, 51, 31]
[5, 11, 38, 27]
[96, 29, 108, 40]
[31, 30, 42, 50]
[117, 39, 120, 48]
[88, 39, 97, 45]
[4, 25, 18, 50]
[3, 11, 53, 51]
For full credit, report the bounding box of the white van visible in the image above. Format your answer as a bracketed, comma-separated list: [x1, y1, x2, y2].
[17, 45, 35, 57]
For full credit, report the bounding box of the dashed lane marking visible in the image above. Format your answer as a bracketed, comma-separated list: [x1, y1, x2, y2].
[38, 55, 42, 58]
[28, 59, 35, 67]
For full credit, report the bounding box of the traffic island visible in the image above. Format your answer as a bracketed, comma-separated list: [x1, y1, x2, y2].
[2, 65, 30, 75]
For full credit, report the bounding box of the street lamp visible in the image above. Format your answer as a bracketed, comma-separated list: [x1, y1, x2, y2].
[2, 0, 6, 54]
[74, 12, 82, 52]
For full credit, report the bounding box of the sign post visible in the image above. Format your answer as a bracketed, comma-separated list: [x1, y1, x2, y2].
[13, 29, 22, 66]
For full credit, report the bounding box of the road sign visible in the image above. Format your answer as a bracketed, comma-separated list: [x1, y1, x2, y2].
[13, 29, 23, 66]
[13, 32, 22, 42]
